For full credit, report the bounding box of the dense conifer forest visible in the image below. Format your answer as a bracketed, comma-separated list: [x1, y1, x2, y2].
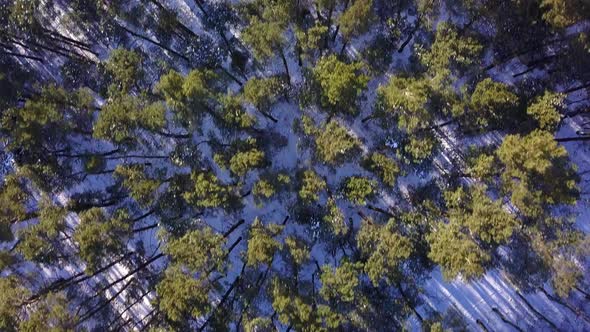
[0, 0, 590, 330]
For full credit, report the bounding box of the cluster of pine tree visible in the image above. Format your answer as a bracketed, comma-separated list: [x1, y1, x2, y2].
[0, 0, 589, 331]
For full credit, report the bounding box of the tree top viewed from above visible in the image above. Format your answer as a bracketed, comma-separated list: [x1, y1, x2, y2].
[0, 0, 590, 331]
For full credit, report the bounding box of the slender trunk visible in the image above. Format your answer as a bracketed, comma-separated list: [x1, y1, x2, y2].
[69, 195, 127, 213]
[56, 148, 120, 158]
[193, 0, 208, 16]
[492, 308, 524, 332]
[279, 48, 291, 85]
[223, 219, 245, 238]
[398, 21, 420, 53]
[564, 81, 590, 94]
[132, 223, 159, 233]
[106, 288, 152, 329]
[397, 283, 423, 322]
[339, 40, 348, 57]
[538, 287, 590, 324]
[76, 277, 134, 325]
[555, 136, 590, 142]
[91, 253, 165, 297]
[104, 154, 169, 160]
[366, 205, 396, 218]
[218, 65, 243, 86]
[515, 290, 558, 329]
[119, 25, 189, 62]
[476, 319, 490, 332]
[0, 50, 44, 62]
[26, 252, 135, 303]
[198, 263, 246, 332]
[255, 108, 278, 123]
[156, 130, 192, 139]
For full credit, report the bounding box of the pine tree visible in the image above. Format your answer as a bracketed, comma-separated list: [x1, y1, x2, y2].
[0, 276, 30, 331]
[0, 175, 28, 242]
[104, 48, 143, 93]
[218, 93, 256, 129]
[469, 78, 519, 128]
[183, 171, 233, 209]
[357, 219, 413, 285]
[164, 226, 227, 274]
[444, 185, 518, 244]
[427, 221, 490, 280]
[338, 0, 374, 50]
[343, 176, 376, 205]
[323, 197, 348, 236]
[365, 152, 399, 187]
[247, 218, 283, 267]
[299, 170, 327, 202]
[312, 55, 369, 114]
[155, 266, 211, 323]
[93, 95, 166, 145]
[540, 0, 590, 28]
[497, 130, 579, 218]
[114, 164, 162, 207]
[74, 208, 130, 273]
[16, 201, 67, 263]
[418, 22, 483, 86]
[320, 261, 362, 303]
[526, 91, 564, 131]
[18, 292, 77, 331]
[315, 120, 359, 164]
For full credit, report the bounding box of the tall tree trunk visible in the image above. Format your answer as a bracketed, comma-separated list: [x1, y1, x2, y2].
[279, 48, 291, 85]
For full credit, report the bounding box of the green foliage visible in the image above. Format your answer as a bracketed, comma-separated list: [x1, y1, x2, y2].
[247, 218, 283, 266]
[469, 78, 519, 128]
[183, 171, 232, 209]
[296, 24, 328, 60]
[114, 164, 161, 207]
[285, 236, 310, 266]
[156, 69, 216, 126]
[526, 91, 564, 131]
[1, 85, 74, 151]
[379, 76, 433, 132]
[320, 261, 362, 302]
[365, 152, 399, 186]
[0, 175, 27, 241]
[218, 93, 256, 129]
[338, 0, 374, 40]
[18, 293, 76, 332]
[323, 197, 348, 236]
[468, 153, 497, 180]
[253, 179, 276, 199]
[93, 95, 166, 144]
[427, 221, 490, 280]
[16, 202, 66, 263]
[445, 185, 518, 244]
[343, 176, 376, 205]
[271, 278, 343, 331]
[156, 266, 210, 322]
[229, 148, 266, 177]
[104, 48, 143, 93]
[312, 55, 369, 114]
[418, 22, 483, 85]
[74, 208, 130, 273]
[357, 220, 413, 285]
[243, 76, 283, 111]
[0, 276, 30, 332]
[164, 226, 226, 273]
[541, 0, 590, 28]
[316, 120, 359, 164]
[242, 17, 286, 61]
[299, 170, 326, 202]
[497, 130, 579, 218]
